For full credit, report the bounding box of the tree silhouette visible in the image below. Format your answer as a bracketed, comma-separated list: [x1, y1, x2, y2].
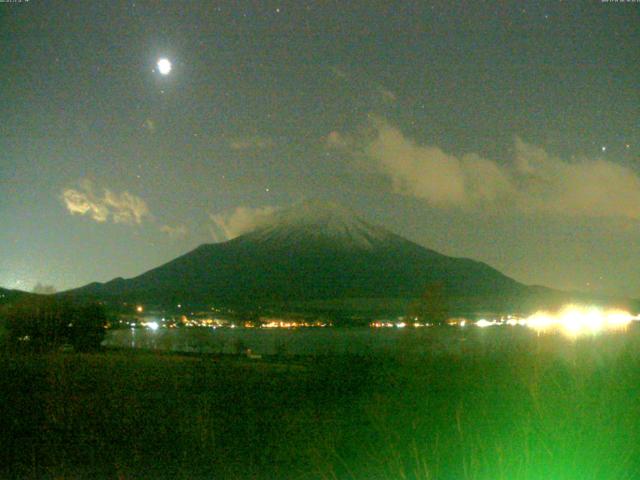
[69, 303, 107, 351]
[408, 282, 449, 325]
[2, 297, 107, 352]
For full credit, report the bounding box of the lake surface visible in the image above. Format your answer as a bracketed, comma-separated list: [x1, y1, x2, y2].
[104, 323, 640, 359]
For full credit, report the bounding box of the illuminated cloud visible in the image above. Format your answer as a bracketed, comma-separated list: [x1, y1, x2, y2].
[209, 206, 277, 241]
[372, 117, 517, 207]
[62, 180, 150, 225]
[229, 135, 275, 150]
[104, 190, 150, 224]
[62, 180, 109, 222]
[350, 116, 640, 219]
[160, 224, 189, 239]
[512, 139, 640, 219]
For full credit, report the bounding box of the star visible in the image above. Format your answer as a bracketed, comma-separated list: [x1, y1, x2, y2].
[601, 146, 607, 152]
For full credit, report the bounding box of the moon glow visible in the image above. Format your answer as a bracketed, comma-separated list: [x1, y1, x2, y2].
[157, 58, 172, 75]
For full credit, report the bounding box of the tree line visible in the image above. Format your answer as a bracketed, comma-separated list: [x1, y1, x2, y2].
[0, 296, 107, 352]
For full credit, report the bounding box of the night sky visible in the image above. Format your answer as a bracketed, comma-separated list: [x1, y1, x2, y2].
[1, 1, 639, 297]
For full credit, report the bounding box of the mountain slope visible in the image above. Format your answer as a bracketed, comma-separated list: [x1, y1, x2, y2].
[0, 287, 35, 305]
[64, 201, 529, 311]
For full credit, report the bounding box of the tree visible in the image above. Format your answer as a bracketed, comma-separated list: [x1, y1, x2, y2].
[2, 297, 107, 352]
[3, 296, 64, 351]
[408, 282, 450, 325]
[69, 303, 107, 352]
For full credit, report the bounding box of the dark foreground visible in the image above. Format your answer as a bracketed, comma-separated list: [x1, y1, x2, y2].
[2, 341, 640, 479]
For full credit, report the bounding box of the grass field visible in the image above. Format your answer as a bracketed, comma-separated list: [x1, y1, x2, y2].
[2, 337, 640, 479]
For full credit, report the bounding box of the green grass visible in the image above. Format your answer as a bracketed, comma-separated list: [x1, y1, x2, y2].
[1, 340, 640, 479]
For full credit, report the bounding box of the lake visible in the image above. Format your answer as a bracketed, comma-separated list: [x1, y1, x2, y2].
[103, 323, 640, 359]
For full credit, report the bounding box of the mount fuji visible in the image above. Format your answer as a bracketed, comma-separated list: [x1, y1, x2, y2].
[63, 201, 538, 314]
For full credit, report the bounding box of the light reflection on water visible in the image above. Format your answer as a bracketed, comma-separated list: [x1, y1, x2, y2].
[103, 323, 640, 359]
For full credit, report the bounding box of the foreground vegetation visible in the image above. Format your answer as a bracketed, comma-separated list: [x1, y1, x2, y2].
[1, 296, 107, 353]
[2, 338, 640, 479]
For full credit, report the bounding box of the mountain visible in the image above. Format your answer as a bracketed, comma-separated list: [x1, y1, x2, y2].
[62, 201, 541, 315]
[0, 287, 35, 305]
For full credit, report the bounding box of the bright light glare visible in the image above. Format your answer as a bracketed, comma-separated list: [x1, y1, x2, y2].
[147, 321, 159, 331]
[525, 305, 635, 337]
[462, 305, 638, 337]
[475, 319, 495, 328]
[157, 58, 172, 75]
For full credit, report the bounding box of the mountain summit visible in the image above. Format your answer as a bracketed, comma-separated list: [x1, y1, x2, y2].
[241, 200, 397, 250]
[64, 201, 529, 313]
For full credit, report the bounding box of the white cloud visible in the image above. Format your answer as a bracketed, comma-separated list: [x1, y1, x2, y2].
[350, 116, 640, 220]
[209, 206, 277, 241]
[160, 224, 189, 239]
[62, 180, 150, 225]
[229, 135, 275, 151]
[62, 181, 109, 222]
[364, 118, 468, 206]
[104, 190, 150, 225]
[512, 139, 640, 219]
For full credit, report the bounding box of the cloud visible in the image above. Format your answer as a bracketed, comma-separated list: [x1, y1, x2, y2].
[229, 135, 275, 151]
[348, 116, 640, 219]
[512, 139, 640, 219]
[160, 224, 189, 239]
[62, 187, 109, 222]
[209, 206, 277, 241]
[363, 118, 468, 206]
[62, 180, 150, 225]
[62, 180, 110, 222]
[104, 190, 150, 224]
[32, 283, 56, 295]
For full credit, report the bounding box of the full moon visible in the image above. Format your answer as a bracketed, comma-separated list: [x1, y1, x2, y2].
[157, 58, 172, 75]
